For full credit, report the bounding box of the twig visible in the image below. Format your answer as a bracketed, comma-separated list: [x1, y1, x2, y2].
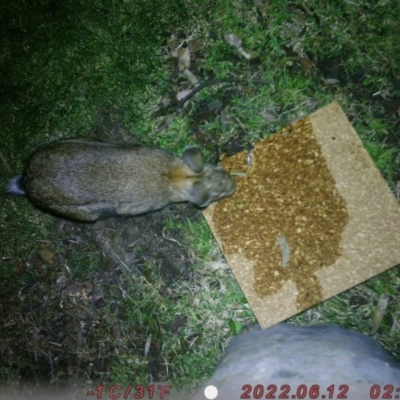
[176, 78, 270, 114]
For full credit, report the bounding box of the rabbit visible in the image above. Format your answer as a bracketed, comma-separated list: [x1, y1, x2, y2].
[8, 139, 236, 222]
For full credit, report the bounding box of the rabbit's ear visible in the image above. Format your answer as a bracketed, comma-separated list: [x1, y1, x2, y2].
[190, 181, 211, 207]
[182, 147, 204, 173]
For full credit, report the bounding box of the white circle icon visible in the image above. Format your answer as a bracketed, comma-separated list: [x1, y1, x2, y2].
[204, 385, 218, 399]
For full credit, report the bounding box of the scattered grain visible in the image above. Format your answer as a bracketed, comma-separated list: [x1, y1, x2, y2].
[213, 117, 349, 310]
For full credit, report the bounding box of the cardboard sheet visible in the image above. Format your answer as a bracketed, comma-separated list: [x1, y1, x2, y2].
[202, 101, 400, 328]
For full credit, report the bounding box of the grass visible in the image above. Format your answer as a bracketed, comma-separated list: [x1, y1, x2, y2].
[0, 0, 399, 395]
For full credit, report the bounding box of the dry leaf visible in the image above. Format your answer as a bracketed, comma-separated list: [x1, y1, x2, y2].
[176, 89, 192, 101]
[224, 33, 252, 60]
[324, 78, 339, 85]
[178, 47, 190, 71]
[220, 112, 230, 129]
[224, 33, 243, 47]
[144, 333, 152, 356]
[183, 69, 199, 85]
[168, 33, 180, 57]
[371, 294, 389, 334]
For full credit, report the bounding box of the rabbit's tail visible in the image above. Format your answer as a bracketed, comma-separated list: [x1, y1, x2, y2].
[8, 175, 26, 195]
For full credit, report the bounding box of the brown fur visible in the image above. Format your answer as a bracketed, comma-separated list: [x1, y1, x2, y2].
[9, 139, 236, 222]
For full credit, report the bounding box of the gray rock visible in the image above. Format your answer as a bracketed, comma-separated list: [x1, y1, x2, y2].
[191, 323, 400, 400]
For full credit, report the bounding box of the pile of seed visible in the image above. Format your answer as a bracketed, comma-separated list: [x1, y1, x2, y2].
[213, 117, 349, 310]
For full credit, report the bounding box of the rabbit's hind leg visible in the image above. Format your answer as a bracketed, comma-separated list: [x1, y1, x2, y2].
[46, 204, 110, 222]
